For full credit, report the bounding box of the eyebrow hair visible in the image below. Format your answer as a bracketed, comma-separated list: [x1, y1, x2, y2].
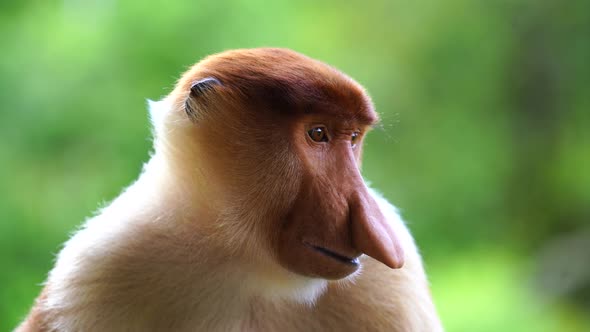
[354, 111, 380, 128]
[301, 108, 379, 132]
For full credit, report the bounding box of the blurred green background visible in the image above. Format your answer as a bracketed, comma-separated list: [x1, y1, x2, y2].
[1, 0, 589, 330]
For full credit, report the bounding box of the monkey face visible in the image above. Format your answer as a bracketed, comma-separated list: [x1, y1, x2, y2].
[275, 117, 404, 280]
[174, 48, 404, 281]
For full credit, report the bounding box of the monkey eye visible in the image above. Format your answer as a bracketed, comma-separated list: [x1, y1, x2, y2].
[351, 131, 360, 147]
[308, 126, 329, 142]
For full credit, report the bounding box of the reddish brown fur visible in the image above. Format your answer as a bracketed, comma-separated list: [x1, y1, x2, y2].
[177, 48, 377, 125]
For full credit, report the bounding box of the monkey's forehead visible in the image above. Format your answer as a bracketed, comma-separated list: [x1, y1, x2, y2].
[176, 48, 378, 124]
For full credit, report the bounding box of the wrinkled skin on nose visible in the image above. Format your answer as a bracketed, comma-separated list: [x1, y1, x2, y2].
[277, 139, 404, 280]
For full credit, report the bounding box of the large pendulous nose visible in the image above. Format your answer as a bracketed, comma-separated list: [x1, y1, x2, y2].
[349, 190, 405, 269]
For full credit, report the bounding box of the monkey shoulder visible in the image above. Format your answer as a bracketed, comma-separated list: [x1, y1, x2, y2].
[31, 211, 210, 331]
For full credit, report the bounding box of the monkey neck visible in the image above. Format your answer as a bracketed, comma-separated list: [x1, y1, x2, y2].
[127, 154, 330, 308]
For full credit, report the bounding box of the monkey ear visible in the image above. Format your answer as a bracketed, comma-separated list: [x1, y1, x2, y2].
[190, 77, 222, 95]
[185, 77, 223, 121]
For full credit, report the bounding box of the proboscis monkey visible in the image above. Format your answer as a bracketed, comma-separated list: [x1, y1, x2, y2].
[17, 48, 442, 332]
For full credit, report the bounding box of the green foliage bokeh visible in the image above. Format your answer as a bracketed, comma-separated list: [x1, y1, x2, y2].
[1, 0, 589, 330]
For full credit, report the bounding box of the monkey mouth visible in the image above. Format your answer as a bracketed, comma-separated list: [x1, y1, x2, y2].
[304, 242, 360, 266]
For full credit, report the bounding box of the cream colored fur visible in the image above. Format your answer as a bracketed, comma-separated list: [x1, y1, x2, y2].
[16, 99, 443, 332]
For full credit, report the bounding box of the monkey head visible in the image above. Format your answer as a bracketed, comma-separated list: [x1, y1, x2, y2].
[159, 48, 403, 282]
